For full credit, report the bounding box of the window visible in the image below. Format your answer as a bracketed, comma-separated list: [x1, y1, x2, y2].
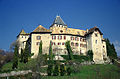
[95, 33, 98, 37]
[62, 42, 65, 45]
[83, 38, 86, 42]
[103, 46, 104, 48]
[36, 42, 40, 45]
[52, 36, 56, 40]
[58, 42, 61, 45]
[52, 36, 53, 40]
[36, 36, 41, 40]
[77, 37, 79, 41]
[75, 43, 78, 46]
[71, 37, 74, 40]
[96, 40, 97, 44]
[60, 30, 63, 33]
[60, 36, 62, 40]
[51, 42, 53, 45]
[75, 37, 77, 41]
[71, 42, 74, 46]
[80, 38, 82, 41]
[58, 36, 62, 40]
[64, 36, 66, 40]
[80, 43, 83, 47]
[22, 36, 23, 38]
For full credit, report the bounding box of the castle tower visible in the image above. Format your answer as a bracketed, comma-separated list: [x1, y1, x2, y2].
[50, 16, 67, 34]
[85, 27, 107, 64]
[17, 29, 29, 54]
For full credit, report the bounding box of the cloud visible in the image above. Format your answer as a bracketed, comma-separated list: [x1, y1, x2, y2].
[113, 40, 120, 56]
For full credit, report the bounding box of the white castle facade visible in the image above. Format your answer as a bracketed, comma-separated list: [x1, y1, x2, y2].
[17, 16, 107, 63]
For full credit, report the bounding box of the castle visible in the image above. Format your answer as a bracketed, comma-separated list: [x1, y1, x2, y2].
[17, 16, 107, 64]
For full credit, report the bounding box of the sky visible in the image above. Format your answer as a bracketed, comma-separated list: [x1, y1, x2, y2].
[0, 0, 120, 56]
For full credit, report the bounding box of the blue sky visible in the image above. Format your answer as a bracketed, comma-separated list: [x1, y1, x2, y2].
[0, 0, 120, 55]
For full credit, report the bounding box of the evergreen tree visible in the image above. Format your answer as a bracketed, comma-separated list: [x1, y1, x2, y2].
[23, 42, 29, 63]
[65, 41, 73, 60]
[87, 50, 93, 61]
[20, 48, 24, 62]
[105, 38, 117, 59]
[67, 67, 72, 76]
[53, 65, 59, 76]
[12, 45, 18, 69]
[60, 64, 66, 76]
[47, 64, 53, 76]
[38, 41, 42, 55]
[49, 41, 53, 60]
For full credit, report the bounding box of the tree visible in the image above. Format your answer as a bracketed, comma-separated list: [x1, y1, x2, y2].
[60, 64, 66, 76]
[20, 48, 24, 62]
[65, 41, 73, 60]
[12, 45, 19, 69]
[49, 41, 53, 60]
[87, 50, 93, 61]
[105, 38, 117, 59]
[10, 40, 20, 52]
[53, 64, 59, 76]
[23, 42, 30, 63]
[47, 64, 53, 76]
[67, 67, 72, 76]
[38, 41, 42, 55]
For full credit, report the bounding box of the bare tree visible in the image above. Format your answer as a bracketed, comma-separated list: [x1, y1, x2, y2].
[9, 40, 20, 52]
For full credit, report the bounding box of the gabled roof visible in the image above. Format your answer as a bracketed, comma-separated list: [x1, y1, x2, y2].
[53, 16, 67, 26]
[85, 26, 103, 36]
[33, 25, 51, 32]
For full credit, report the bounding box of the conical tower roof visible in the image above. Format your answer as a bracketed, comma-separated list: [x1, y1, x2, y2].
[19, 29, 26, 34]
[53, 16, 67, 26]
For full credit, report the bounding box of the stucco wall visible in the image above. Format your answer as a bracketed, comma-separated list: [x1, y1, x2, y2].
[31, 33, 51, 58]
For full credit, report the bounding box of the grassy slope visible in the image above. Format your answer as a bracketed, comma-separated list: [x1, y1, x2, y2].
[1, 60, 120, 79]
[44, 64, 120, 79]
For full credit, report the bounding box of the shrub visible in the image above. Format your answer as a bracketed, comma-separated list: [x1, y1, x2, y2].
[60, 64, 66, 76]
[87, 50, 93, 61]
[47, 64, 53, 76]
[67, 67, 72, 75]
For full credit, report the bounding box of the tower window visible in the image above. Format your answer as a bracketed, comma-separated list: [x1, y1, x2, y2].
[75, 43, 78, 46]
[71, 42, 74, 46]
[96, 40, 97, 44]
[95, 33, 98, 37]
[36, 36, 41, 40]
[22, 36, 23, 38]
